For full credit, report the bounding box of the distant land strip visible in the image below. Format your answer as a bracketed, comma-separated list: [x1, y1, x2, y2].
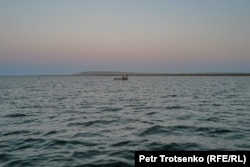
[73, 71, 250, 76]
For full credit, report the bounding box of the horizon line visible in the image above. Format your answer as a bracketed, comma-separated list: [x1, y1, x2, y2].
[1, 71, 250, 76]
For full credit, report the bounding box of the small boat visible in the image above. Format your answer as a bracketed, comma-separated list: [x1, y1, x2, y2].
[113, 74, 128, 80]
[113, 77, 128, 80]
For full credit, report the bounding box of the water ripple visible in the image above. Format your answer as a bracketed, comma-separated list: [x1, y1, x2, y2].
[0, 76, 250, 166]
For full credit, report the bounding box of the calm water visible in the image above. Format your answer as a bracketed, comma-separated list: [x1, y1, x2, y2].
[0, 76, 250, 167]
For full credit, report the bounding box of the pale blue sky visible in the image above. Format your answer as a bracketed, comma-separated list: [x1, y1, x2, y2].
[0, 0, 250, 75]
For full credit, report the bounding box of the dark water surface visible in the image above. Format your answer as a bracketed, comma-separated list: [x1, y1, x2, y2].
[0, 76, 250, 166]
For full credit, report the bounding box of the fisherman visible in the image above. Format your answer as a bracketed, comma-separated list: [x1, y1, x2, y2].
[123, 74, 128, 80]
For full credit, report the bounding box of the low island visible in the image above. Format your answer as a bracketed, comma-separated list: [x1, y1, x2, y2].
[73, 71, 250, 76]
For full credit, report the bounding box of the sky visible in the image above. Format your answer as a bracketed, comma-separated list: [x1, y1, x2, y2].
[0, 0, 250, 75]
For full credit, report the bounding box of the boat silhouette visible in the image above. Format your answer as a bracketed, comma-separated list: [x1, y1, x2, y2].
[113, 74, 128, 80]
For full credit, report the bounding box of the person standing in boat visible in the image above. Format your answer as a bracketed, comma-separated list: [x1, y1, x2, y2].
[123, 74, 128, 80]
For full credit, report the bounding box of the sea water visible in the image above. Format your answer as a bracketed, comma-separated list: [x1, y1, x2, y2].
[0, 76, 250, 167]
